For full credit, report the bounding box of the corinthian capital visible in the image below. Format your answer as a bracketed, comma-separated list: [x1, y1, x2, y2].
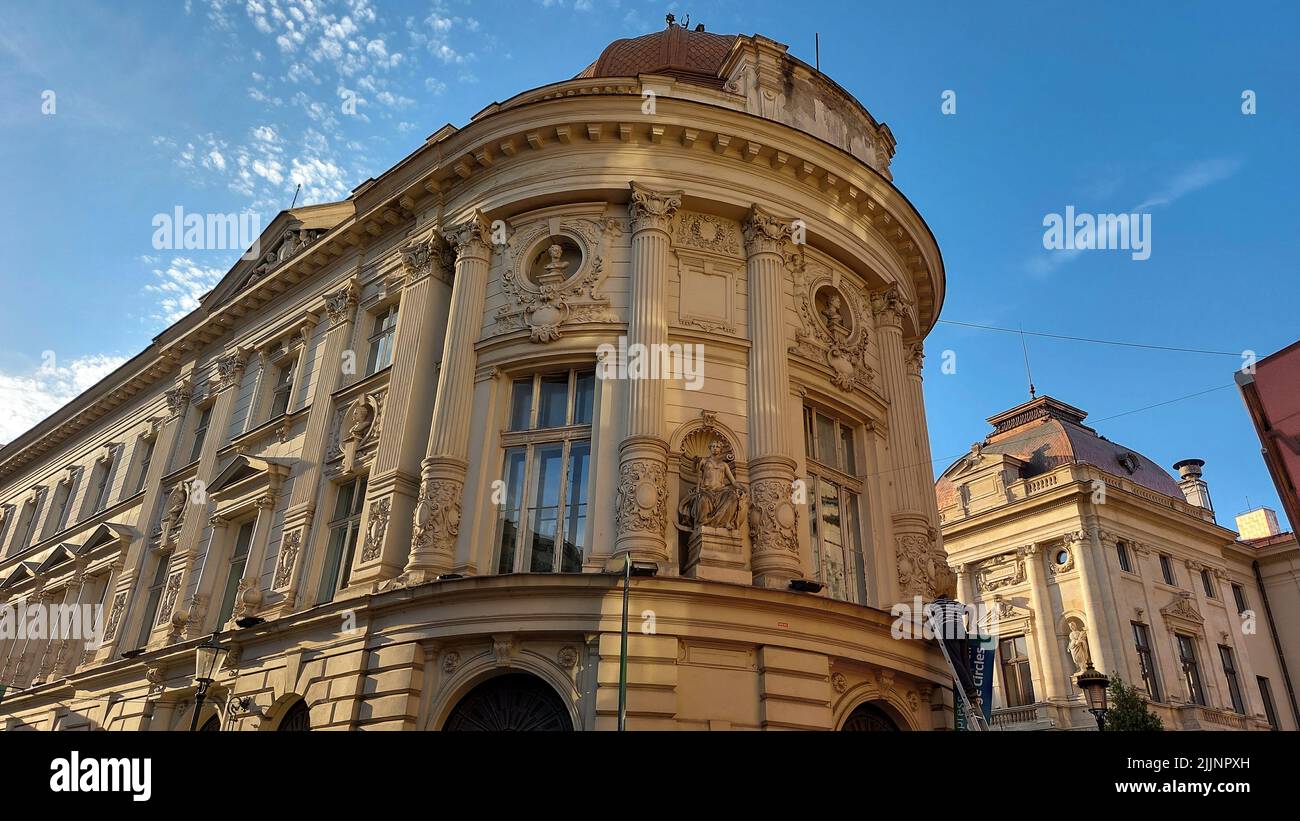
[164, 377, 193, 418]
[325, 281, 359, 325]
[214, 347, 252, 391]
[443, 210, 494, 262]
[742, 204, 793, 257]
[869, 285, 911, 329]
[628, 182, 683, 234]
[905, 342, 925, 377]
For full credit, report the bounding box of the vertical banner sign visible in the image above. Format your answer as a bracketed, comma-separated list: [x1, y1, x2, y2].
[969, 639, 995, 723]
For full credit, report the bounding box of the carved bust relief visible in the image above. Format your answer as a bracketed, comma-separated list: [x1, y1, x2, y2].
[789, 256, 874, 391]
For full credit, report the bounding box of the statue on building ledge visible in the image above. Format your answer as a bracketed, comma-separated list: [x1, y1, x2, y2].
[679, 437, 750, 584]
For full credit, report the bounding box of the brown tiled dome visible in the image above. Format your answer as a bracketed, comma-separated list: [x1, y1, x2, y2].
[576, 21, 737, 88]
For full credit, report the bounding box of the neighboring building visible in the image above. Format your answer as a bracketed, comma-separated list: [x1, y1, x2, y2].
[936, 395, 1296, 730]
[1237, 340, 1300, 533]
[1237, 507, 1282, 541]
[1232, 509, 1300, 730]
[0, 20, 956, 731]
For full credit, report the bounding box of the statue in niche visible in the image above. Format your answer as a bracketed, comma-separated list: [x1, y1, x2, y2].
[820, 292, 849, 339]
[1068, 622, 1091, 673]
[679, 439, 746, 531]
[539, 243, 570, 282]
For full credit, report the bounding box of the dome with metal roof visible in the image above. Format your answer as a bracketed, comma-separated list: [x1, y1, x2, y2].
[575, 14, 737, 88]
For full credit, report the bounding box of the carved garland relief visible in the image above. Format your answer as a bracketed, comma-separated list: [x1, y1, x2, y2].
[615, 459, 668, 535]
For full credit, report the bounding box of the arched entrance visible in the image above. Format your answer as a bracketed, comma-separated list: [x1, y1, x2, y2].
[443, 673, 573, 731]
[199, 715, 221, 731]
[840, 702, 902, 731]
[277, 698, 312, 731]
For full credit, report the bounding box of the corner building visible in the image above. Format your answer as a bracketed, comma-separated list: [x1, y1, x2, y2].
[0, 23, 954, 731]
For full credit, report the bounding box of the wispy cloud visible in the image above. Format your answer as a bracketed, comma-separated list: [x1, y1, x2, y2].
[0, 354, 129, 445]
[143, 256, 226, 325]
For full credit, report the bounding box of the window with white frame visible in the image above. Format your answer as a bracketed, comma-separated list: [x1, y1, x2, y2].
[495, 370, 595, 575]
[43, 473, 78, 539]
[14, 494, 44, 554]
[802, 405, 868, 604]
[269, 358, 296, 419]
[364, 304, 398, 376]
[316, 476, 367, 604]
[88, 448, 118, 514]
[132, 436, 156, 495]
[216, 520, 254, 627]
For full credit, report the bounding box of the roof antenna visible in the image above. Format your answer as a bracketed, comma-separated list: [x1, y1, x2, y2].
[1019, 324, 1037, 399]
[815, 33, 820, 72]
[289, 183, 302, 209]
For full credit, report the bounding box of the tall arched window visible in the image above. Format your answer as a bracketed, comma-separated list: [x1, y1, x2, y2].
[444, 673, 572, 731]
[840, 702, 901, 731]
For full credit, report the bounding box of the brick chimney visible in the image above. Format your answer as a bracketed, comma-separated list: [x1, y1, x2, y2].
[1173, 458, 1214, 512]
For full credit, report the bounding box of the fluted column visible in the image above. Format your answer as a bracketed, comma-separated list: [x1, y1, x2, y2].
[403, 213, 493, 582]
[872, 285, 952, 600]
[1022, 543, 1068, 701]
[612, 184, 680, 569]
[1066, 530, 1114, 679]
[268, 281, 358, 612]
[351, 223, 462, 587]
[743, 205, 801, 588]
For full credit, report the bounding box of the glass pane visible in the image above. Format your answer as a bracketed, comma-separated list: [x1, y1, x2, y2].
[844, 492, 866, 605]
[495, 448, 527, 574]
[316, 525, 349, 605]
[803, 406, 815, 459]
[562, 441, 591, 572]
[572, 371, 595, 425]
[816, 413, 838, 471]
[807, 474, 821, 581]
[218, 553, 249, 626]
[232, 522, 254, 558]
[332, 480, 357, 521]
[817, 477, 845, 601]
[526, 444, 564, 572]
[339, 522, 360, 589]
[538, 374, 569, 428]
[840, 425, 857, 475]
[508, 378, 533, 431]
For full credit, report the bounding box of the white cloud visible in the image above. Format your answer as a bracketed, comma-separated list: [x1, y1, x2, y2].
[0, 354, 129, 446]
[144, 256, 226, 324]
[1135, 157, 1244, 211]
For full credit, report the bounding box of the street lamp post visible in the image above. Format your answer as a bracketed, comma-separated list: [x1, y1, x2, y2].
[616, 558, 657, 732]
[1076, 662, 1110, 731]
[189, 632, 229, 732]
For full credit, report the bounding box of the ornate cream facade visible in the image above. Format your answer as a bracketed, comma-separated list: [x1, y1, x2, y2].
[938, 395, 1299, 730]
[0, 23, 955, 731]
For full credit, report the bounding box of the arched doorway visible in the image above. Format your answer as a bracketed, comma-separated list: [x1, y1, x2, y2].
[443, 673, 573, 731]
[840, 702, 901, 731]
[277, 698, 312, 731]
[199, 715, 221, 731]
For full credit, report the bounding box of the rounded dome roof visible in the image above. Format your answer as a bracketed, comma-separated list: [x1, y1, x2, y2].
[576, 20, 737, 88]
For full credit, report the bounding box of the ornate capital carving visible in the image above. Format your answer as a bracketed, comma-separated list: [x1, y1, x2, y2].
[869, 285, 911, 329]
[905, 342, 925, 378]
[164, 378, 193, 418]
[411, 477, 463, 558]
[747, 477, 799, 555]
[214, 348, 251, 391]
[325, 282, 358, 325]
[628, 182, 683, 234]
[399, 234, 453, 285]
[443, 210, 493, 263]
[615, 457, 668, 535]
[741, 204, 793, 257]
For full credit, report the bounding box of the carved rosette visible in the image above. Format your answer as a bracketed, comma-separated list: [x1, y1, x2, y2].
[628, 182, 683, 234]
[325, 282, 358, 325]
[748, 478, 799, 554]
[273, 530, 302, 590]
[411, 477, 463, 557]
[615, 458, 668, 535]
[443, 210, 494, 263]
[895, 532, 955, 599]
[742, 204, 793, 257]
[360, 497, 391, 562]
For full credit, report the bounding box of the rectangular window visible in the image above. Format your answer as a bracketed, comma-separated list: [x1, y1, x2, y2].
[133, 438, 155, 494]
[803, 406, 867, 604]
[999, 635, 1036, 708]
[495, 370, 594, 574]
[1116, 541, 1132, 573]
[1258, 676, 1280, 730]
[364, 305, 398, 376]
[316, 477, 367, 604]
[45, 479, 76, 538]
[92, 451, 117, 513]
[136, 558, 170, 649]
[216, 521, 255, 627]
[269, 361, 295, 418]
[1176, 633, 1206, 706]
[1132, 622, 1162, 702]
[1232, 583, 1248, 615]
[18, 496, 44, 552]
[189, 405, 212, 463]
[1218, 645, 1246, 714]
[1201, 568, 1217, 598]
[1159, 553, 1176, 586]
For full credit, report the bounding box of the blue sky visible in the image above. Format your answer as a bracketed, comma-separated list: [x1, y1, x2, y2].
[1, 0, 1296, 531]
